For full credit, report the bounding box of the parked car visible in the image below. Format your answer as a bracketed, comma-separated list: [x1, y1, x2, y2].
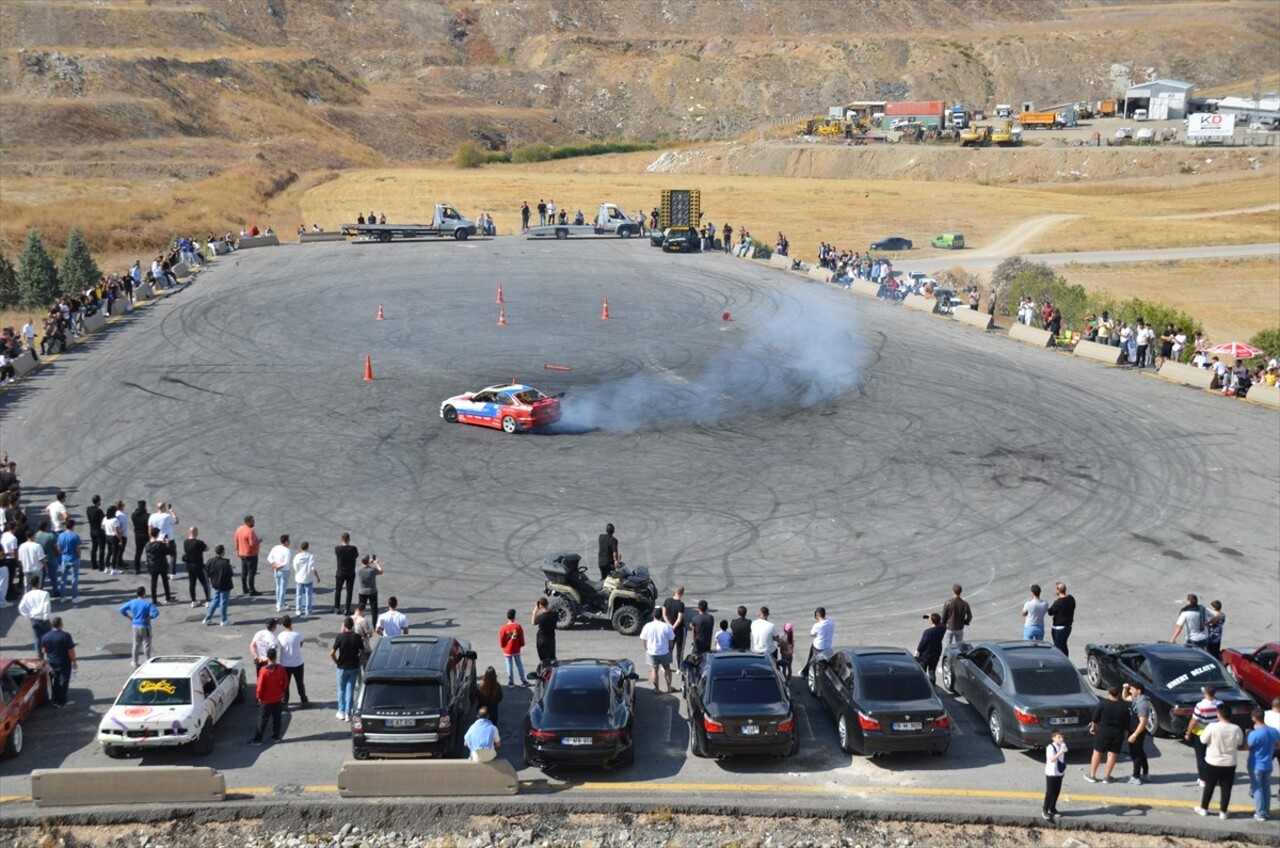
[683, 651, 797, 759]
[97, 655, 245, 758]
[942, 641, 1097, 749]
[662, 226, 701, 253]
[869, 237, 912, 251]
[0, 657, 50, 758]
[440, 384, 562, 434]
[649, 227, 667, 248]
[523, 658, 639, 768]
[351, 635, 477, 759]
[931, 233, 965, 250]
[1221, 642, 1280, 705]
[1085, 642, 1255, 735]
[810, 647, 950, 756]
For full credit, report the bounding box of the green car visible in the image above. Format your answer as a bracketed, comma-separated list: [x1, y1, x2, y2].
[932, 233, 965, 250]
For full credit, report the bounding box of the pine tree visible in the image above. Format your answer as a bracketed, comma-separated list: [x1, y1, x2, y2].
[16, 230, 60, 310]
[0, 252, 18, 309]
[59, 226, 101, 295]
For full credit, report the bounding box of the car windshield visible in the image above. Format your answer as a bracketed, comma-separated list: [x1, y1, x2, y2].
[546, 687, 612, 716]
[1154, 659, 1231, 692]
[117, 677, 192, 707]
[361, 681, 442, 711]
[1010, 666, 1085, 696]
[512, 389, 547, 404]
[708, 676, 783, 705]
[861, 672, 933, 702]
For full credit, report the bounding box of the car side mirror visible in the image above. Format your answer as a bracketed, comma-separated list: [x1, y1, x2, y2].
[464, 651, 477, 661]
[526, 672, 540, 682]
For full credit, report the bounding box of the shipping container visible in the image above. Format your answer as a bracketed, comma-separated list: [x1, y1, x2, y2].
[884, 101, 945, 116]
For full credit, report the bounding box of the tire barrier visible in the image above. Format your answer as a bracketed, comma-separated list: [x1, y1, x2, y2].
[336, 759, 518, 798]
[1007, 322, 1054, 347]
[30, 766, 226, 807]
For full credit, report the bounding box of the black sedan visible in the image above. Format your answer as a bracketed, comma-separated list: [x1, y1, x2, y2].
[662, 226, 701, 253]
[869, 236, 912, 251]
[811, 647, 950, 756]
[942, 641, 1097, 749]
[1084, 642, 1254, 736]
[683, 651, 797, 759]
[523, 658, 638, 768]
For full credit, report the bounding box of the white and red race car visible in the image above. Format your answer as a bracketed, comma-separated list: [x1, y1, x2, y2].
[440, 384, 562, 433]
[97, 655, 245, 757]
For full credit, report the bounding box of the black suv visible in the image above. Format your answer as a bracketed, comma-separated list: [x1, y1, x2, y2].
[351, 635, 477, 759]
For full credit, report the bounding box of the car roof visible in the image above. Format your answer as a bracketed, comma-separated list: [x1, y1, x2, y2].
[480, 384, 533, 394]
[134, 656, 209, 676]
[1129, 643, 1225, 662]
[549, 665, 613, 687]
[971, 641, 1072, 661]
[364, 635, 460, 679]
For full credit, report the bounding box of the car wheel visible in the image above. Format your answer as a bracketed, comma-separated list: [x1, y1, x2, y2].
[988, 710, 1007, 748]
[617, 737, 636, 767]
[378, 231, 391, 243]
[192, 723, 214, 756]
[837, 713, 857, 755]
[691, 720, 710, 758]
[619, 227, 633, 239]
[611, 605, 643, 636]
[235, 671, 246, 704]
[454, 229, 469, 240]
[806, 663, 819, 697]
[941, 657, 957, 695]
[1085, 655, 1104, 689]
[442, 405, 458, 424]
[2, 722, 22, 758]
[548, 595, 576, 630]
[103, 744, 126, 760]
[501, 416, 519, 434]
[555, 228, 568, 240]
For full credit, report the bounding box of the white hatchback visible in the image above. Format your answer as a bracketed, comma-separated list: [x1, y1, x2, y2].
[98, 655, 245, 757]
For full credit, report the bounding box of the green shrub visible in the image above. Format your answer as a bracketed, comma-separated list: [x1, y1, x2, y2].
[512, 142, 553, 163]
[454, 142, 485, 169]
[749, 238, 772, 259]
[0, 252, 18, 309]
[484, 150, 511, 164]
[1248, 327, 1280, 360]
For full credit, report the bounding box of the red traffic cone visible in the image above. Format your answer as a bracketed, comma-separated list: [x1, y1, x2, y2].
[376, 303, 385, 321]
[497, 307, 507, 326]
[601, 298, 611, 320]
[496, 284, 504, 304]
[362, 355, 374, 382]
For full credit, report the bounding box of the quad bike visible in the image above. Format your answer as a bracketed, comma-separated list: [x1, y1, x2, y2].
[541, 553, 657, 636]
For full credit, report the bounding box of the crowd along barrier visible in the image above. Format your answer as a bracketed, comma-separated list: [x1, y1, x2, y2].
[236, 234, 281, 249]
[952, 308, 994, 331]
[1007, 322, 1054, 347]
[1156, 361, 1215, 390]
[336, 759, 518, 798]
[1072, 339, 1124, 366]
[30, 766, 226, 807]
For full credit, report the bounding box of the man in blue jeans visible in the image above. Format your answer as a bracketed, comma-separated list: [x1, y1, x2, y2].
[1247, 706, 1280, 821]
[56, 518, 83, 604]
[330, 616, 362, 721]
[202, 545, 235, 626]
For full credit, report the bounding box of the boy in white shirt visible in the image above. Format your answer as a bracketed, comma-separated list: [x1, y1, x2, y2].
[291, 541, 319, 616]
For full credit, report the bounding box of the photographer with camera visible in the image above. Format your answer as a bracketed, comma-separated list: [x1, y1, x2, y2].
[356, 553, 383, 619]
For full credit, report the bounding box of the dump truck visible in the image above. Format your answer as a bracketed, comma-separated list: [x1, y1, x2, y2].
[1097, 99, 1117, 117]
[525, 203, 643, 239]
[1019, 110, 1059, 129]
[341, 204, 476, 241]
[959, 125, 992, 146]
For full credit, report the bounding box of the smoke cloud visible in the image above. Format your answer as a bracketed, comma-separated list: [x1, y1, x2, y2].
[552, 285, 867, 433]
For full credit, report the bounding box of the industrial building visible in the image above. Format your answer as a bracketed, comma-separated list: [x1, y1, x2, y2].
[1123, 79, 1194, 120]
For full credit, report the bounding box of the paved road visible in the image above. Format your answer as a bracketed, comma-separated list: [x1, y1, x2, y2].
[911, 241, 1280, 274]
[0, 239, 1276, 837]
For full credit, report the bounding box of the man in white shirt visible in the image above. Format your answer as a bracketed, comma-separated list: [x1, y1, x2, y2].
[17, 529, 47, 588]
[147, 501, 178, 576]
[276, 615, 309, 707]
[250, 618, 280, 671]
[638, 608, 676, 692]
[1171, 594, 1210, 650]
[18, 576, 53, 653]
[46, 492, 68, 533]
[801, 607, 835, 679]
[375, 596, 409, 638]
[266, 534, 292, 612]
[749, 606, 780, 658]
[0, 523, 18, 608]
[291, 542, 319, 616]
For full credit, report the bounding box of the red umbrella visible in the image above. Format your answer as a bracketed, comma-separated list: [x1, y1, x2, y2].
[1207, 342, 1265, 359]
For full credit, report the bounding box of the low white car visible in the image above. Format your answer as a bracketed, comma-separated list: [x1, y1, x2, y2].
[98, 655, 245, 758]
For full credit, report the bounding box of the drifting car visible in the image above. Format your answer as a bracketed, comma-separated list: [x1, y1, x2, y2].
[649, 227, 668, 248]
[0, 657, 50, 758]
[661, 226, 701, 253]
[523, 658, 639, 769]
[683, 651, 798, 759]
[1084, 642, 1255, 735]
[1221, 642, 1280, 706]
[810, 647, 951, 756]
[941, 641, 1097, 749]
[97, 655, 245, 758]
[869, 236, 912, 251]
[440, 384, 562, 434]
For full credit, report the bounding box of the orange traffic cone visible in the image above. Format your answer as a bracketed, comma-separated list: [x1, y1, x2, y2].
[497, 307, 507, 326]
[601, 298, 611, 320]
[362, 355, 374, 382]
[496, 284, 504, 304]
[376, 303, 385, 321]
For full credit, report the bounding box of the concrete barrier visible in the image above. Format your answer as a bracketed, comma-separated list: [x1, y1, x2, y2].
[768, 253, 791, 270]
[1246, 384, 1280, 408]
[170, 262, 190, 279]
[849, 280, 880, 299]
[236, 235, 280, 249]
[337, 759, 518, 798]
[209, 241, 231, 256]
[299, 231, 347, 243]
[1157, 361, 1215, 389]
[12, 350, 37, 378]
[806, 267, 832, 284]
[134, 283, 155, 302]
[83, 310, 107, 334]
[1007, 322, 1054, 347]
[952, 308, 994, 331]
[31, 766, 226, 807]
[1073, 339, 1124, 366]
[903, 294, 937, 314]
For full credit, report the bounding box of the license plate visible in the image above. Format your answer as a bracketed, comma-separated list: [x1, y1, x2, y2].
[385, 718, 416, 728]
[891, 722, 923, 731]
[1049, 716, 1079, 725]
[740, 725, 760, 735]
[562, 737, 592, 746]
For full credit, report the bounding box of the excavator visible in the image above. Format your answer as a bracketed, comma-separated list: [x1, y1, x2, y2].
[991, 119, 1022, 147]
[959, 125, 992, 147]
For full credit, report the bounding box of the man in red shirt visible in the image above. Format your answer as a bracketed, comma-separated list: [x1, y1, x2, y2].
[499, 608, 529, 688]
[234, 515, 262, 597]
[250, 647, 287, 745]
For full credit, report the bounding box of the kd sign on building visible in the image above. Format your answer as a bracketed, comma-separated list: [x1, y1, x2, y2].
[1186, 112, 1235, 139]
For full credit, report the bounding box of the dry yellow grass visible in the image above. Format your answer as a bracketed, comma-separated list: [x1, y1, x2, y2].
[1026, 211, 1280, 253]
[1057, 256, 1280, 343]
